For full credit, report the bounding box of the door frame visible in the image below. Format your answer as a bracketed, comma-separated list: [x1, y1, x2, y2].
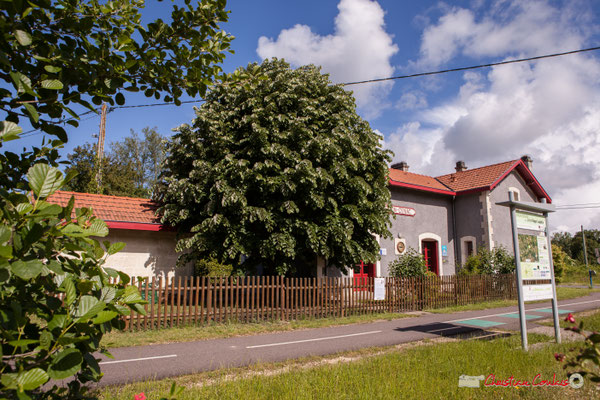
[418, 232, 443, 276]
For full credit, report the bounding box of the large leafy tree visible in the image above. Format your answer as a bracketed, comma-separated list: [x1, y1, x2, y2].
[0, 1, 233, 397]
[156, 58, 392, 276]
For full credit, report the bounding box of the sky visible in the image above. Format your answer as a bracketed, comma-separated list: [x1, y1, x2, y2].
[5, 0, 600, 233]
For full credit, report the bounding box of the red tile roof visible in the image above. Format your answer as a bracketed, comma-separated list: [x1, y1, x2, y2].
[388, 159, 551, 202]
[435, 160, 518, 192]
[388, 169, 455, 195]
[47, 191, 167, 231]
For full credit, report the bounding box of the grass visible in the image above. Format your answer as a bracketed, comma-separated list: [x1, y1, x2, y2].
[540, 309, 600, 331]
[103, 286, 600, 348]
[427, 286, 600, 314]
[98, 332, 599, 400]
[101, 312, 413, 348]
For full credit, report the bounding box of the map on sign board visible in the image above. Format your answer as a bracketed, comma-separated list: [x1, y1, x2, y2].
[516, 211, 546, 231]
[519, 234, 551, 280]
[523, 284, 553, 301]
[374, 278, 386, 300]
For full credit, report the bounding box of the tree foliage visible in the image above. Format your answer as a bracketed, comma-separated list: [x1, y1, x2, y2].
[552, 230, 600, 265]
[156, 59, 392, 275]
[0, 1, 233, 396]
[0, 163, 146, 398]
[0, 0, 233, 141]
[65, 127, 166, 197]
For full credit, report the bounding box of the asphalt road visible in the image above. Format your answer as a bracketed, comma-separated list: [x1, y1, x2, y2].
[95, 292, 600, 386]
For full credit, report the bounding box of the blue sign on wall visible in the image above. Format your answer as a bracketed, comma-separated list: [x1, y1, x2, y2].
[441, 245, 448, 257]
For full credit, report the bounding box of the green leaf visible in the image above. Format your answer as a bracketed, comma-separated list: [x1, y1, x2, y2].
[75, 295, 106, 322]
[11, 260, 43, 280]
[63, 277, 76, 305]
[27, 163, 64, 198]
[115, 92, 125, 105]
[0, 120, 23, 139]
[48, 314, 68, 331]
[19, 368, 48, 390]
[44, 65, 62, 73]
[107, 242, 126, 255]
[87, 219, 109, 237]
[23, 103, 39, 123]
[42, 124, 67, 141]
[48, 348, 83, 380]
[0, 245, 12, 258]
[92, 310, 118, 324]
[41, 79, 63, 90]
[0, 224, 11, 243]
[14, 30, 32, 46]
[16, 203, 33, 215]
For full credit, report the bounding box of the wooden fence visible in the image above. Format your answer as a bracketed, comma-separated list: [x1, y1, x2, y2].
[123, 274, 517, 331]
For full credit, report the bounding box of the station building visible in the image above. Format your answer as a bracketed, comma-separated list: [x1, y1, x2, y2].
[49, 156, 550, 279]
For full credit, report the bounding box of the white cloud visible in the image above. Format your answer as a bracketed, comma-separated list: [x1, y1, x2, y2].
[383, 0, 600, 232]
[257, 0, 398, 117]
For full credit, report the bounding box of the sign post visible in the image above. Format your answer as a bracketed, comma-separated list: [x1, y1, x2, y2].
[497, 193, 559, 351]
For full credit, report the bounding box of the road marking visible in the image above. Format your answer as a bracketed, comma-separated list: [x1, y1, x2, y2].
[445, 299, 600, 324]
[454, 319, 505, 328]
[246, 330, 382, 349]
[99, 354, 177, 365]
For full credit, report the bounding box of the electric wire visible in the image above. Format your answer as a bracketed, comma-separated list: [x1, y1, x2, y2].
[12, 45, 600, 138]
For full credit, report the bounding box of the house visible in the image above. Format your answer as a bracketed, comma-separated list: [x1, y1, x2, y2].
[47, 191, 191, 278]
[352, 155, 551, 281]
[49, 155, 550, 279]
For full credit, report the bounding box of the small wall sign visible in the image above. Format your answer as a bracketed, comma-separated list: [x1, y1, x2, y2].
[392, 205, 416, 217]
[379, 248, 387, 256]
[441, 245, 448, 257]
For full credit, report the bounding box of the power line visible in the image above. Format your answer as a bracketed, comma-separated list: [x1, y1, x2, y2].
[14, 45, 600, 138]
[341, 46, 600, 86]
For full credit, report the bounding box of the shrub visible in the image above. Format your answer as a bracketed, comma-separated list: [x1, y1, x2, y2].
[389, 248, 428, 277]
[195, 258, 234, 277]
[0, 165, 145, 398]
[460, 246, 515, 275]
[551, 243, 573, 282]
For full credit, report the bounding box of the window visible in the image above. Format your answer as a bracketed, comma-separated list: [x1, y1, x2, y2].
[508, 187, 520, 201]
[460, 236, 477, 265]
[465, 240, 474, 257]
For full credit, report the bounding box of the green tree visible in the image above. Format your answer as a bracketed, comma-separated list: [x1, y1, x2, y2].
[65, 127, 167, 198]
[0, 1, 233, 396]
[111, 127, 167, 196]
[64, 142, 143, 197]
[156, 59, 393, 276]
[551, 231, 574, 257]
[571, 229, 600, 265]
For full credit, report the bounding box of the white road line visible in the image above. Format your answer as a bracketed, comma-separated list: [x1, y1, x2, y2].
[99, 354, 177, 365]
[246, 330, 382, 349]
[445, 299, 600, 324]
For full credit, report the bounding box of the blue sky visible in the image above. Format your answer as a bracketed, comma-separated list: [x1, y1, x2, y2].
[6, 0, 600, 232]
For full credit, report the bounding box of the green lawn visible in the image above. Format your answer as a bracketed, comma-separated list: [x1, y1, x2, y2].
[540, 309, 600, 331]
[98, 333, 597, 400]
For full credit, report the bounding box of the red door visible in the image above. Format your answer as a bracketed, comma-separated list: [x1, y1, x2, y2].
[353, 261, 374, 290]
[422, 240, 439, 275]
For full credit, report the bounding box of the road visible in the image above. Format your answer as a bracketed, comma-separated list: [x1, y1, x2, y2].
[95, 292, 600, 386]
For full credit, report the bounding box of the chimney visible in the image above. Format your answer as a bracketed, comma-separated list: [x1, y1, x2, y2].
[391, 161, 409, 172]
[521, 155, 533, 169]
[455, 161, 467, 172]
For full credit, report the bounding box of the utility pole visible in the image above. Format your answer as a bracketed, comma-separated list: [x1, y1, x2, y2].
[582, 225, 593, 288]
[95, 102, 108, 189]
